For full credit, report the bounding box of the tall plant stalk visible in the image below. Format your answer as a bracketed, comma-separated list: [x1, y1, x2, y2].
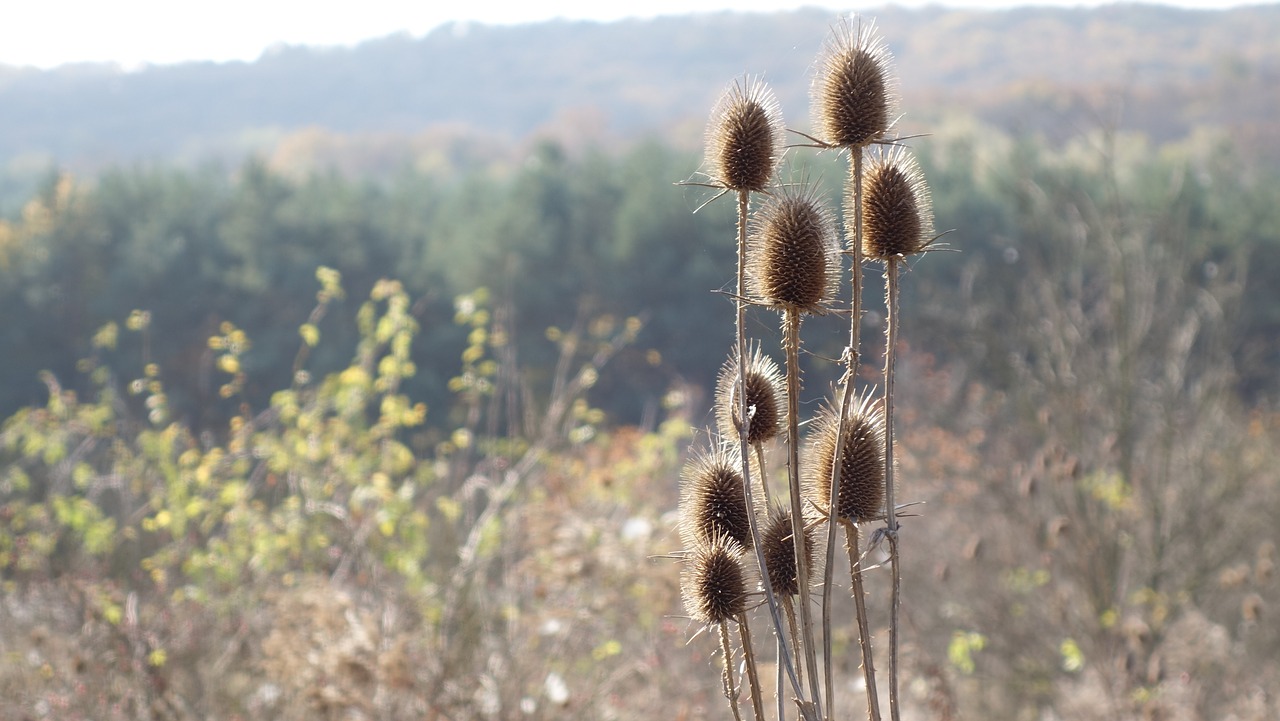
[882, 257, 902, 721]
[783, 308, 823, 713]
[736, 188, 809, 716]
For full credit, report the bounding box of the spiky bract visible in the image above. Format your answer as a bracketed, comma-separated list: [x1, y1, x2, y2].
[760, 505, 817, 597]
[812, 18, 896, 149]
[682, 535, 750, 626]
[747, 183, 841, 315]
[705, 76, 785, 192]
[715, 343, 786, 446]
[679, 444, 760, 550]
[860, 146, 935, 260]
[807, 392, 887, 524]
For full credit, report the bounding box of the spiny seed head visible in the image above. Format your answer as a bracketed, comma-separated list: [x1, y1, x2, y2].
[715, 343, 785, 446]
[812, 18, 896, 149]
[860, 146, 935, 260]
[679, 444, 761, 550]
[682, 534, 749, 626]
[747, 183, 841, 315]
[807, 392, 887, 524]
[760, 505, 817, 597]
[705, 76, 785, 192]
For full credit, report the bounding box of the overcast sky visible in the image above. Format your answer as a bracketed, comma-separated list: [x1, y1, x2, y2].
[0, 0, 1259, 69]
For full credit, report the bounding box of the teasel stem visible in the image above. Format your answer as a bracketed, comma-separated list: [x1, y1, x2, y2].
[822, 150, 875, 721]
[843, 518, 882, 721]
[720, 620, 745, 721]
[783, 307, 823, 714]
[754, 443, 771, 505]
[737, 613, 766, 721]
[776, 636, 786, 721]
[883, 256, 902, 721]
[736, 188, 811, 718]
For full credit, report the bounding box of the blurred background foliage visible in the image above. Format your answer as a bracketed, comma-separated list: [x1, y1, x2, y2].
[2, 6, 1280, 719]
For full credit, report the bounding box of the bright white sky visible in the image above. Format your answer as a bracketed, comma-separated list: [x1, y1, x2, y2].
[0, 0, 1256, 69]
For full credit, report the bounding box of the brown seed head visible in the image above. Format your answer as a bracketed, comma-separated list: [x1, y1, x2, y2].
[682, 534, 749, 626]
[760, 505, 816, 597]
[705, 76, 785, 192]
[715, 342, 785, 446]
[747, 183, 840, 315]
[812, 18, 895, 149]
[860, 146, 935, 260]
[679, 444, 760, 550]
[807, 392, 887, 524]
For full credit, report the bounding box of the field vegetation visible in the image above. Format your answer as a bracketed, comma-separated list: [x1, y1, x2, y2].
[2, 9, 1280, 720]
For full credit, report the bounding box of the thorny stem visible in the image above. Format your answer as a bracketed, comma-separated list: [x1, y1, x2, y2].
[884, 258, 902, 721]
[738, 613, 767, 721]
[822, 149, 870, 721]
[755, 443, 771, 505]
[843, 519, 882, 721]
[784, 308, 823, 716]
[777, 637, 786, 721]
[721, 621, 745, 721]
[735, 189, 812, 718]
[783, 595, 804, 694]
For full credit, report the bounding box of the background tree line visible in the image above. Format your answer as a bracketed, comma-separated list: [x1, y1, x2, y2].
[3, 121, 1278, 428]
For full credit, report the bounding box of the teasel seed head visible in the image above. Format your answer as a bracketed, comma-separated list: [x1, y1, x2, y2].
[760, 505, 817, 597]
[679, 443, 762, 550]
[715, 342, 786, 446]
[704, 76, 785, 192]
[747, 182, 841, 316]
[812, 18, 896, 150]
[806, 391, 887, 524]
[682, 534, 750, 626]
[860, 145, 935, 260]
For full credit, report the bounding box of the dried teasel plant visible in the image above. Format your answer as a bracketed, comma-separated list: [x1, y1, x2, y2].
[759, 504, 818, 601]
[715, 343, 786, 503]
[859, 142, 935, 721]
[715, 343, 785, 448]
[807, 391, 889, 715]
[746, 180, 840, 708]
[759, 503, 820, 700]
[746, 182, 841, 317]
[807, 391, 888, 525]
[807, 20, 898, 717]
[704, 76, 787, 195]
[810, 17, 897, 152]
[860, 146, 936, 262]
[681, 534, 763, 721]
[697, 75, 809, 718]
[676, 15, 945, 721]
[678, 443, 763, 551]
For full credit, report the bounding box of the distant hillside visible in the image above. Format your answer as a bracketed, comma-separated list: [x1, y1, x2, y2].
[2, 4, 1279, 172]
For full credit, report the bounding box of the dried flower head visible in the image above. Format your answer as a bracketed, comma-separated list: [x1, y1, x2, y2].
[807, 392, 887, 524]
[812, 18, 896, 150]
[682, 534, 750, 625]
[679, 444, 761, 550]
[860, 145, 935, 260]
[760, 505, 817, 597]
[715, 343, 786, 446]
[747, 183, 841, 315]
[704, 76, 786, 192]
